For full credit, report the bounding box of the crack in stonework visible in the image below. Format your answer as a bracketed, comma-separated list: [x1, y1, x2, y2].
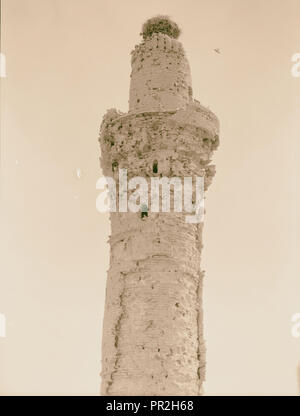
[196, 270, 205, 395]
[106, 274, 126, 395]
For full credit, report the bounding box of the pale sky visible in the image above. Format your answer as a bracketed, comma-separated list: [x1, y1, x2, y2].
[1, 0, 300, 395]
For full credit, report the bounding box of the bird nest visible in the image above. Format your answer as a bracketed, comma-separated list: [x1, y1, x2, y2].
[141, 16, 181, 40]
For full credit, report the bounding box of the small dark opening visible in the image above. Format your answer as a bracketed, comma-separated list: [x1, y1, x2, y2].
[141, 204, 148, 218]
[153, 161, 158, 173]
[112, 161, 118, 172]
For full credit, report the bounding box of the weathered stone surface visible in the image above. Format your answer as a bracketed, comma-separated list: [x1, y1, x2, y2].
[99, 20, 219, 396]
[129, 33, 192, 113]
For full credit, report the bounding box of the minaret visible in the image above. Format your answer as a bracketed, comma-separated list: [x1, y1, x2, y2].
[99, 16, 219, 396]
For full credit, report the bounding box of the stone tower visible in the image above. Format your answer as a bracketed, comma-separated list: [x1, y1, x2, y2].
[99, 16, 219, 396]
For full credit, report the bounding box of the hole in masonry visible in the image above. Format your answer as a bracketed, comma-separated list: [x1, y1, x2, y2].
[153, 160, 158, 173]
[112, 161, 118, 171]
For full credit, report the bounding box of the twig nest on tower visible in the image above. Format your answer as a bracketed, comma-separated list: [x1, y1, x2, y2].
[141, 15, 181, 40]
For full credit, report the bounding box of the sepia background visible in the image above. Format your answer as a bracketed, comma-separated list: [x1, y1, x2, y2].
[1, 0, 300, 395]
